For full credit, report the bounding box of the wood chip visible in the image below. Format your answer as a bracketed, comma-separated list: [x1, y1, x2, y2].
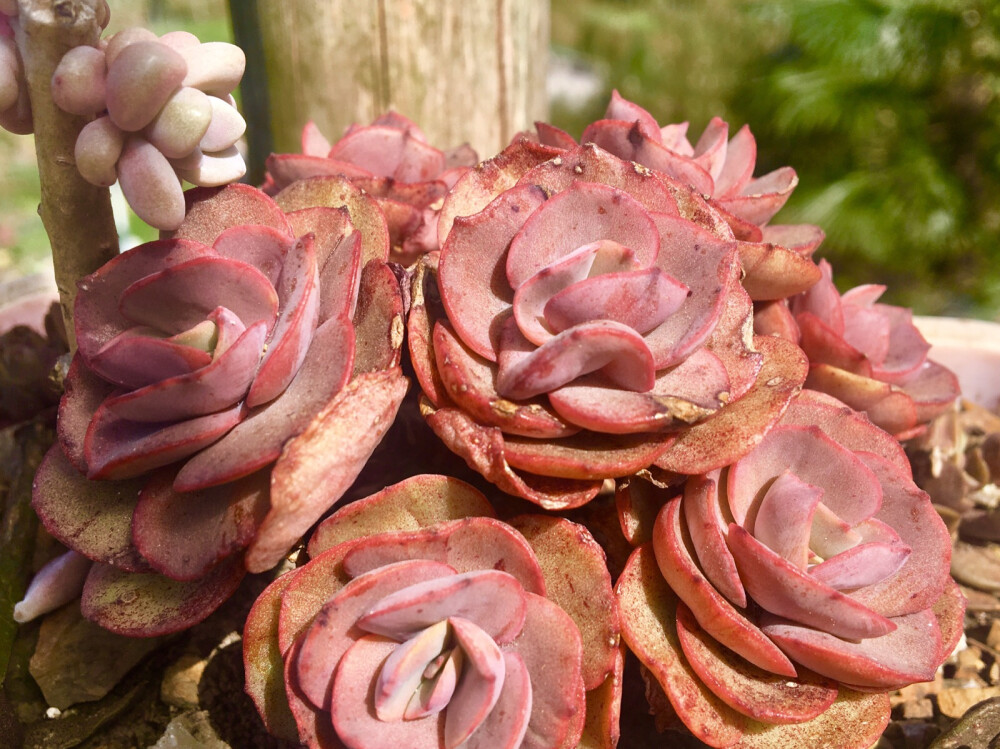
[937, 685, 1000, 718]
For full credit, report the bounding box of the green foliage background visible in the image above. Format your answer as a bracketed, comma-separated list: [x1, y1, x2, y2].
[550, 0, 1000, 318]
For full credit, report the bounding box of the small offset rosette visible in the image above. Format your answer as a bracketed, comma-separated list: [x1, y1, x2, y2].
[410, 140, 809, 510]
[265, 112, 478, 263]
[51, 25, 248, 229]
[522, 90, 825, 302]
[616, 389, 965, 748]
[761, 259, 959, 439]
[25, 184, 408, 636]
[244, 474, 622, 749]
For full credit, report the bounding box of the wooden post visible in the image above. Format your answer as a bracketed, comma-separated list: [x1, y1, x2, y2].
[236, 0, 549, 169]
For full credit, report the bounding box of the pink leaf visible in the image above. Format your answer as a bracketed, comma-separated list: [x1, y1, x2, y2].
[357, 571, 527, 645]
[726, 525, 896, 640]
[505, 181, 660, 290]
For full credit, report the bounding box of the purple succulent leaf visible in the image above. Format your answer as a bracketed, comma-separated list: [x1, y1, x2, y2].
[131, 468, 269, 581]
[726, 524, 897, 640]
[604, 89, 661, 142]
[212, 224, 291, 286]
[544, 267, 688, 336]
[443, 617, 506, 747]
[327, 124, 446, 182]
[32, 444, 151, 572]
[265, 153, 373, 191]
[503, 593, 587, 749]
[642, 213, 737, 369]
[512, 239, 640, 346]
[431, 320, 579, 438]
[455, 651, 532, 749]
[505, 181, 660, 290]
[690, 116, 729, 182]
[761, 608, 943, 690]
[496, 317, 655, 400]
[581, 119, 715, 195]
[74, 239, 216, 367]
[652, 497, 798, 677]
[170, 183, 294, 246]
[808, 542, 912, 591]
[84, 400, 244, 481]
[341, 517, 546, 596]
[173, 313, 355, 492]
[682, 474, 746, 608]
[674, 601, 838, 724]
[295, 558, 457, 710]
[438, 184, 549, 361]
[244, 366, 407, 573]
[712, 124, 756, 199]
[727, 424, 883, 530]
[373, 619, 451, 721]
[546, 347, 727, 434]
[330, 635, 443, 749]
[58, 355, 118, 472]
[101, 321, 265, 422]
[90, 330, 213, 389]
[751, 469, 824, 570]
[117, 254, 279, 336]
[81, 554, 245, 637]
[716, 166, 798, 226]
[357, 570, 528, 645]
[247, 234, 320, 408]
[285, 206, 363, 322]
[760, 223, 825, 254]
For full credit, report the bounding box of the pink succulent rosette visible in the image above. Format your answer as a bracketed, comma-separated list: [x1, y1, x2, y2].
[524, 91, 825, 303]
[265, 112, 478, 263]
[615, 389, 966, 748]
[244, 474, 622, 749]
[27, 183, 409, 636]
[409, 139, 811, 510]
[777, 259, 960, 439]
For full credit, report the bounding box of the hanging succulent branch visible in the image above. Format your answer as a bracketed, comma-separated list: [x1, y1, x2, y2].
[13, 0, 118, 352]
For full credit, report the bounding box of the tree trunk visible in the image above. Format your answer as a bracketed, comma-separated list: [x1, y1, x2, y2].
[235, 0, 549, 172]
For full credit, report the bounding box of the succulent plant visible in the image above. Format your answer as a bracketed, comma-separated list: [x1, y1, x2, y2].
[50, 24, 247, 230]
[244, 473, 621, 749]
[264, 113, 478, 263]
[24, 183, 408, 635]
[761, 259, 960, 439]
[526, 91, 826, 304]
[615, 389, 965, 748]
[409, 137, 810, 509]
[0, 8, 35, 135]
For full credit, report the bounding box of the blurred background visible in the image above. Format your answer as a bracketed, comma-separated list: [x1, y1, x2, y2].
[2, 0, 999, 318]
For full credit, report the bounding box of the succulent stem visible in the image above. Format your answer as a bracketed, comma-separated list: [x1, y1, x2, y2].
[14, 0, 118, 353]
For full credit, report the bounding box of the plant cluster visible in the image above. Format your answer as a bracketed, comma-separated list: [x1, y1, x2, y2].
[1, 8, 971, 749]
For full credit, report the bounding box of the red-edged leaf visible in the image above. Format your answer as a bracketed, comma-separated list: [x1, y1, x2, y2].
[508, 515, 619, 691]
[307, 474, 495, 558]
[423, 403, 603, 510]
[244, 367, 407, 572]
[655, 335, 808, 474]
[81, 554, 245, 637]
[653, 498, 797, 676]
[173, 314, 356, 492]
[675, 602, 838, 723]
[32, 444, 149, 572]
[341, 516, 546, 597]
[132, 468, 269, 581]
